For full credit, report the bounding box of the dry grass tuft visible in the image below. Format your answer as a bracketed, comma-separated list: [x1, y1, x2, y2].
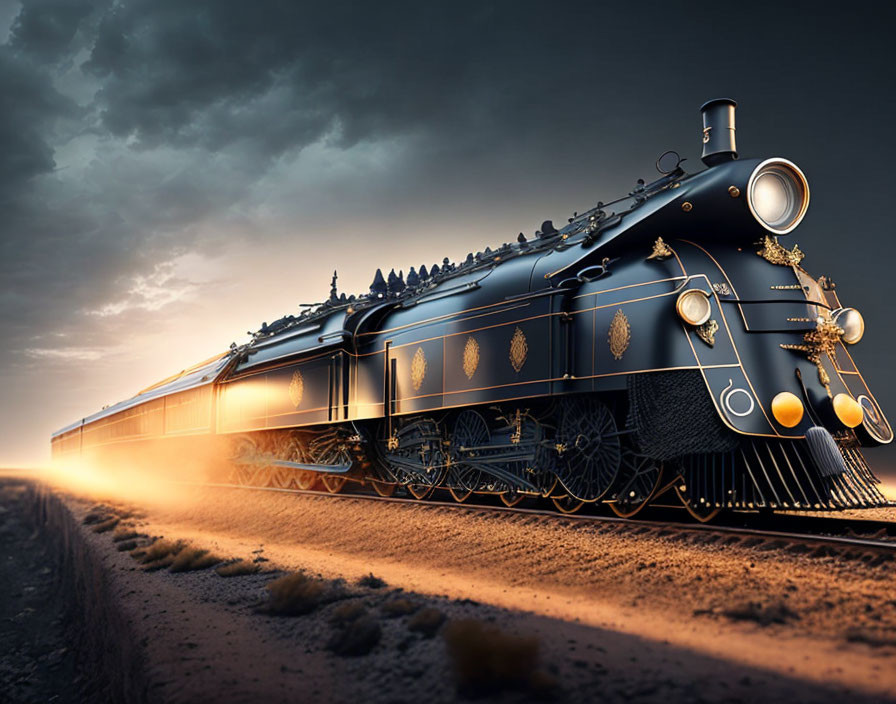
[408, 607, 445, 638]
[722, 601, 800, 626]
[380, 598, 419, 618]
[143, 555, 176, 571]
[112, 527, 140, 542]
[264, 572, 336, 616]
[92, 517, 120, 533]
[443, 619, 555, 697]
[216, 559, 260, 577]
[329, 600, 367, 625]
[357, 573, 387, 589]
[845, 627, 896, 648]
[169, 546, 221, 573]
[327, 615, 381, 656]
[131, 539, 183, 566]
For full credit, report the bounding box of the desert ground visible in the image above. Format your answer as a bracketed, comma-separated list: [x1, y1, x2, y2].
[2, 469, 896, 703]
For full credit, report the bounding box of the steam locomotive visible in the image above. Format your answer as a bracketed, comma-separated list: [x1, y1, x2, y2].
[51, 99, 892, 520]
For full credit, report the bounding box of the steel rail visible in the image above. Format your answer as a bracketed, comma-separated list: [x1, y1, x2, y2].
[176, 480, 896, 555]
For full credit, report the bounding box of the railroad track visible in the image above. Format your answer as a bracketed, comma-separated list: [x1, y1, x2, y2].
[183, 480, 896, 558]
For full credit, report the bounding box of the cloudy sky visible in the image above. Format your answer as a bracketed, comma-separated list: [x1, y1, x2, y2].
[2, 1, 895, 469]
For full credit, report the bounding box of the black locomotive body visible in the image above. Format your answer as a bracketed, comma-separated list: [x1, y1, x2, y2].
[52, 100, 892, 519]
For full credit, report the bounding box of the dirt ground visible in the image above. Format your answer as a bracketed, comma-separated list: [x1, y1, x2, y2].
[0, 480, 111, 702]
[4, 472, 896, 703]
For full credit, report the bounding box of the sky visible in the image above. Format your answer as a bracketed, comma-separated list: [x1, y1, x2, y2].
[1, 0, 895, 470]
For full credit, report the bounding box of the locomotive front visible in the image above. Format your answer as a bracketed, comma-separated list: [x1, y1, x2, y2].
[596, 99, 892, 516]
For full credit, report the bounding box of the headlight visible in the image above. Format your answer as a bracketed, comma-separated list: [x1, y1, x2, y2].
[747, 158, 810, 234]
[833, 393, 863, 428]
[832, 307, 864, 344]
[771, 391, 804, 428]
[676, 289, 712, 326]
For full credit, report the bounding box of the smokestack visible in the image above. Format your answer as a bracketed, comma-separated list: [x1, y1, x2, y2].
[700, 98, 737, 166]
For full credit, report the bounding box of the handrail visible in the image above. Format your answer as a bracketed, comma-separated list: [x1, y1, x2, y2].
[719, 297, 832, 310]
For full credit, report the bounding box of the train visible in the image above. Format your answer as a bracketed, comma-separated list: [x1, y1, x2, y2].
[51, 99, 892, 521]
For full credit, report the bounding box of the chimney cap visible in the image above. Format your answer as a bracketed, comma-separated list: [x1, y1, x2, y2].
[701, 97, 737, 111]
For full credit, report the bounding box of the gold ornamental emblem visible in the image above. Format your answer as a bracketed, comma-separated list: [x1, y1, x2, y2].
[608, 309, 630, 360]
[646, 237, 672, 261]
[288, 370, 304, 407]
[509, 327, 528, 373]
[696, 319, 719, 347]
[410, 346, 427, 391]
[780, 317, 843, 391]
[463, 336, 480, 380]
[757, 235, 804, 267]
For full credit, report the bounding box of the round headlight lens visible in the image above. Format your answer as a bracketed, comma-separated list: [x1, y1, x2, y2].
[747, 159, 810, 234]
[832, 307, 864, 344]
[676, 289, 712, 326]
[833, 393, 864, 428]
[771, 391, 804, 428]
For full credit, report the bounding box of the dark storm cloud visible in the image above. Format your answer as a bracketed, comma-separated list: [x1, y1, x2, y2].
[4, 0, 896, 339]
[78, 2, 691, 158]
[9, 0, 106, 64]
[82, 2, 508, 155]
[0, 45, 73, 193]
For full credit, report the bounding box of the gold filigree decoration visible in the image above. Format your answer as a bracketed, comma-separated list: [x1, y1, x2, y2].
[386, 434, 399, 451]
[463, 336, 480, 380]
[510, 409, 522, 444]
[410, 346, 427, 391]
[608, 309, 631, 360]
[509, 327, 528, 373]
[711, 282, 731, 296]
[770, 284, 803, 291]
[288, 370, 304, 407]
[647, 237, 673, 261]
[696, 319, 719, 347]
[757, 235, 804, 266]
[780, 317, 843, 392]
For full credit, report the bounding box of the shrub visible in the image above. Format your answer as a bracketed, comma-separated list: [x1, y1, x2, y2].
[169, 546, 221, 573]
[380, 598, 419, 618]
[143, 555, 176, 571]
[327, 616, 381, 656]
[264, 572, 334, 616]
[443, 619, 553, 697]
[92, 517, 120, 533]
[408, 607, 445, 638]
[132, 539, 183, 565]
[722, 601, 799, 626]
[329, 600, 367, 625]
[112, 527, 140, 542]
